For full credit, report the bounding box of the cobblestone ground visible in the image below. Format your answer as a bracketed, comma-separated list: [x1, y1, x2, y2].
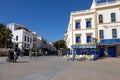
[0, 56, 120, 80]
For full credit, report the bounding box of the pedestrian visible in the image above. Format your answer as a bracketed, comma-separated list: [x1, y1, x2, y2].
[35, 51, 38, 56]
[7, 50, 14, 62]
[20, 48, 24, 57]
[29, 49, 32, 60]
[14, 51, 17, 62]
[45, 51, 48, 55]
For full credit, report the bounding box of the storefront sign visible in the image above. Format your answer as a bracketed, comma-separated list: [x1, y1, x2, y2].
[103, 25, 120, 29]
[71, 45, 96, 48]
[101, 39, 120, 43]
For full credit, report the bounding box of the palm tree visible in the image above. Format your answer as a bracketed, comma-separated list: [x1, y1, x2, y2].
[3, 28, 12, 48]
[0, 23, 12, 48]
[0, 24, 5, 48]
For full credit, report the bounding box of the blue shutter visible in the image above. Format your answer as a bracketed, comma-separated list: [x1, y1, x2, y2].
[112, 29, 117, 38]
[76, 23, 80, 29]
[87, 36, 91, 42]
[86, 21, 91, 28]
[76, 36, 80, 43]
[99, 30, 104, 39]
[111, 13, 116, 22]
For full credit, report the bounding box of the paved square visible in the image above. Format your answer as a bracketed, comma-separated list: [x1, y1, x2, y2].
[0, 56, 120, 80]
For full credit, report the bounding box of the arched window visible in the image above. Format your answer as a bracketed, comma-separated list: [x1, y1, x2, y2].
[99, 14, 103, 23]
[112, 29, 117, 38]
[99, 30, 104, 39]
[111, 13, 116, 22]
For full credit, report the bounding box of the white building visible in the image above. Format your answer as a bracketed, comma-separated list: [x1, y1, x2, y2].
[7, 23, 56, 55]
[37, 36, 56, 55]
[66, 0, 120, 56]
[32, 32, 39, 50]
[48, 42, 56, 52]
[7, 23, 33, 54]
[95, 0, 120, 57]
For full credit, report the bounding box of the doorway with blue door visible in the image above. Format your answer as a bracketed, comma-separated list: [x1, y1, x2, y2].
[99, 47, 105, 57]
[99, 46, 117, 57]
[108, 46, 116, 57]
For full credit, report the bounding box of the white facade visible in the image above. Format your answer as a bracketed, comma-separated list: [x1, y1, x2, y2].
[7, 23, 33, 51]
[66, 2, 97, 49]
[66, 0, 120, 56]
[37, 35, 56, 51]
[65, 21, 73, 49]
[96, 2, 120, 41]
[72, 13, 96, 45]
[7, 23, 56, 55]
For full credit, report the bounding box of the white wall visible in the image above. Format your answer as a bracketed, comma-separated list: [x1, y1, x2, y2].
[7, 23, 33, 49]
[12, 30, 23, 42]
[66, 0, 120, 49]
[72, 14, 96, 44]
[97, 7, 120, 41]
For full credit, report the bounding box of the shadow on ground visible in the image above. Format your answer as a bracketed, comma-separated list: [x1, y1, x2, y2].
[15, 61, 29, 63]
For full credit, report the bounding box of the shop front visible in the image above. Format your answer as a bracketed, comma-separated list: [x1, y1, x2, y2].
[71, 44, 99, 60]
[71, 45, 98, 55]
[98, 39, 120, 57]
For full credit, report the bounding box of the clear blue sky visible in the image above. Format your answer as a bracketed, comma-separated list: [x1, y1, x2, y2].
[0, 0, 98, 42]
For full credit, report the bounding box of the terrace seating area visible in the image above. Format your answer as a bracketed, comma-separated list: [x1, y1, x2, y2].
[64, 48, 100, 61]
[63, 53, 99, 61]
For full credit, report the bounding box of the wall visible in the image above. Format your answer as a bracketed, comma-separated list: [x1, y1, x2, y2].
[97, 7, 120, 41]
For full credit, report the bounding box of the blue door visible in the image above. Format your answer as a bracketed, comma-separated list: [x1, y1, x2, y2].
[108, 47, 116, 57]
[100, 47, 104, 57]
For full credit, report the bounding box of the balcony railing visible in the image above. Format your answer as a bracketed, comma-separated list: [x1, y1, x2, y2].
[96, 0, 120, 6]
[71, 9, 93, 15]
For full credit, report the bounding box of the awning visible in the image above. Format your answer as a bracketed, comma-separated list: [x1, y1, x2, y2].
[100, 39, 120, 43]
[97, 43, 120, 46]
[71, 45, 96, 48]
[97, 39, 120, 46]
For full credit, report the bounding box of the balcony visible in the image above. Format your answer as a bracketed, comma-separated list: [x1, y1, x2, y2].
[96, 0, 120, 8]
[71, 9, 96, 15]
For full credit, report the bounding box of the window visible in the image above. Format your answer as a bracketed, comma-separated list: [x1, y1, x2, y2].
[76, 36, 81, 43]
[27, 37, 29, 42]
[111, 13, 116, 22]
[112, 29, 117, 38]
[30, 38, 32, 43]
[75, 22, 80, 29]
[24, 35, 26, 42]
[99, 30, 104, 39]
[24, 43, 26, 48]
[27, 44, 29, 48]
[99, 15, 103, 23]
[86, 21, 91, 28]
[16, 36, 18, 41]
[87, 35, 92, 43]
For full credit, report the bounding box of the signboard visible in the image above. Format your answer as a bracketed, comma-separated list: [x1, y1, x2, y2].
[100, 39, 120, 43]
[103, 25, 120, 29]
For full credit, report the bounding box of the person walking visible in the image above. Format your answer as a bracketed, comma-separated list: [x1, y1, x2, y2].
[14, 51, 17, 62]
[35, 51, 38, 57]
[29, 49, 32, 60]
[45, 51, 48, 55]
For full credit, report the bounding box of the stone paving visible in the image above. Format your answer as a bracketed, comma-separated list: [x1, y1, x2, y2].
[0, 56, 120, 80]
